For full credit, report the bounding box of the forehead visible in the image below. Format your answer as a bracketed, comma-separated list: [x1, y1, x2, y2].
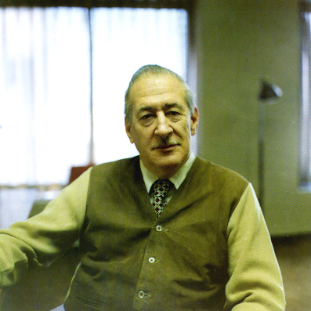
[129, 73, 186, 107]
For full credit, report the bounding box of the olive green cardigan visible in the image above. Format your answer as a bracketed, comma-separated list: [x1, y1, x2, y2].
[65, 156, 247, 310]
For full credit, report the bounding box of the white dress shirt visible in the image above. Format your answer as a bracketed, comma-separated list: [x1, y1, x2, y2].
[140, 152, 196, 206]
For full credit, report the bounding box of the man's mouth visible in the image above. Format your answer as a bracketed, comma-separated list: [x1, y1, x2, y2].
[152, 141, 180, 150]
[157, 145, 176, 149]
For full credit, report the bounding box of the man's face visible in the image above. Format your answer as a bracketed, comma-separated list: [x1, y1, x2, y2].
[125, 73, 199, 178]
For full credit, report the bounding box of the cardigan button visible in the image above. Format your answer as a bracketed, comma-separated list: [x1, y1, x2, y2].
[138, 290, 145, 298]
[156, 225, 163, 231]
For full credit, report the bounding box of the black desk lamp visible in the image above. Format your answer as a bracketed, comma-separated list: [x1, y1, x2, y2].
[258, 80, 283, 205]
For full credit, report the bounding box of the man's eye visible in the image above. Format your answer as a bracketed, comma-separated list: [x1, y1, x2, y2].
[167, 111, 180, 116]
[141, 114, 152, 120]
[139, 114, 155, 125]
[167, 111, 182, 119]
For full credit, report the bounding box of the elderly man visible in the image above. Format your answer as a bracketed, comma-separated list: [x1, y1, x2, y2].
[0, 65, 285, 310]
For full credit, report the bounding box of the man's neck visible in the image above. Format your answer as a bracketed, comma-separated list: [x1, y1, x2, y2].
[140, 152, 196, 192]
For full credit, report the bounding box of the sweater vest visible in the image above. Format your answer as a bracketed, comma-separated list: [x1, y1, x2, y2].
[64, 156, 248, 311]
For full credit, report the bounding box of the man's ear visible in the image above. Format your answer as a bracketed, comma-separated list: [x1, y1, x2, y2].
[190, 107, 199, 136]
[125, 117, 134, 144]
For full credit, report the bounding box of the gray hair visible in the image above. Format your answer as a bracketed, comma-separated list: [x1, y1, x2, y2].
[124, 64, 194, 121]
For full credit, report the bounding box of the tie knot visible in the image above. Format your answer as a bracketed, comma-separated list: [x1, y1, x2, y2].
[153, 179, 172, 195]
[152, 179, 173, 217]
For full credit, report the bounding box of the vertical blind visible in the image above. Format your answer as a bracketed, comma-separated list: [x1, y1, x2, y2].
[0, 7, 188, 186]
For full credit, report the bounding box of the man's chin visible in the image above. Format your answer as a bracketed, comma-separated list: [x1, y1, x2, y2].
[150, 154, 188, 176]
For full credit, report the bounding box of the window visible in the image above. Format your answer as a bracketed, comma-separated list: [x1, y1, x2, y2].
[0, 6, 188, 186]
[0, 4, 190, 228]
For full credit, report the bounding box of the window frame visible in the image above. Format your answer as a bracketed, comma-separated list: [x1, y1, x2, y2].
[300, 1, 311, 185]
[0, 0, 193, 9]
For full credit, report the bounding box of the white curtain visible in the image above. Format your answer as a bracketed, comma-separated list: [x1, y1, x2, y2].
[0, 7, 188, 186]
[91, 8, 188, 164]
[0, 8, 91, 186]
[0, 6, 188, 228]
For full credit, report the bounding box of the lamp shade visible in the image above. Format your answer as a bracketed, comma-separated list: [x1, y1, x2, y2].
[259, 81, 283, 101]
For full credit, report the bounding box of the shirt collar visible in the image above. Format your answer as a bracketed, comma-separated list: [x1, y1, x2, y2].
[140, 152, 196, 193]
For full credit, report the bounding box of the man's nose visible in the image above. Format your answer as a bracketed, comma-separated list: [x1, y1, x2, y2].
[154, 113, 173, 137]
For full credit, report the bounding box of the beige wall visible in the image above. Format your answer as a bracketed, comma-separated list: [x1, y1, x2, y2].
[194, 0, 311, 236]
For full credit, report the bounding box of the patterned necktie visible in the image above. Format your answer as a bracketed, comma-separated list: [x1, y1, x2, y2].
[152, 179, 172, 217]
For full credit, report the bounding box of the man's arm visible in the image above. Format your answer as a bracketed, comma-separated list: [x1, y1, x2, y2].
[0, 168, 91, 287]
[224, 184, 285, 311]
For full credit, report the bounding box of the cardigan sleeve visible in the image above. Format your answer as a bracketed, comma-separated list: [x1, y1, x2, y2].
[0, 168, 91, 288]
[224, 183, 286, 311]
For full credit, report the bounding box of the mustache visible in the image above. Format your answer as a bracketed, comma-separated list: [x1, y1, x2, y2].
[152, 137, 180, 149]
